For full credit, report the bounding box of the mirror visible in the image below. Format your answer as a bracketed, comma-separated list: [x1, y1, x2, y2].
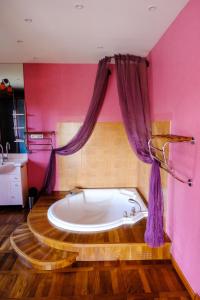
[0, 64, 26, 153]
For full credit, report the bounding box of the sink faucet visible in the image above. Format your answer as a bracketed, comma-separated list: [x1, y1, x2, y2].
[0, 144, 4, 165]
[4, 142, 10, 161]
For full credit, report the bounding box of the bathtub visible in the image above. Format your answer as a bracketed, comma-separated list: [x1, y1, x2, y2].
[47, 188, 148, 233]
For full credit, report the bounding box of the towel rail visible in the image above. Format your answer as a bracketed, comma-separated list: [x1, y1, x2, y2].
[25, 131, 55, 153]
[148, 134, 195, 186]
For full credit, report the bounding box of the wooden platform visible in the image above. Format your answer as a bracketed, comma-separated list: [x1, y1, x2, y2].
[26, 192, 171, 261]
[10, 223, 78, 270]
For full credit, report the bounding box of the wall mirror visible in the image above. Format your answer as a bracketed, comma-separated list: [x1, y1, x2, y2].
[0, 64, 26, 153]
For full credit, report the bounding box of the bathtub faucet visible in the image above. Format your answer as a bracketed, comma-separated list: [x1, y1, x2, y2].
[123, 210, 128, 218]
[130, 207, 136, 216]
[69, 187, 83, 195]
[4, 142, 10, 161]
[0, 144, 4, 165]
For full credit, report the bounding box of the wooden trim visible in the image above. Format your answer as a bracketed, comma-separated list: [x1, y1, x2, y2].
[171, 255, 197, 300]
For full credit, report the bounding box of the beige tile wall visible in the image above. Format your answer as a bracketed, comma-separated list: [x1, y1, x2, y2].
[57, 122, 139, 190]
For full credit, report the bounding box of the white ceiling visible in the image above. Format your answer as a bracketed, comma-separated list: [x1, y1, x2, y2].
[0, 0, 189, 63]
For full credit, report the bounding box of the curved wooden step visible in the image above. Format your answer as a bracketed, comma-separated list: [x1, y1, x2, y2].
[10, 223, 78, 270]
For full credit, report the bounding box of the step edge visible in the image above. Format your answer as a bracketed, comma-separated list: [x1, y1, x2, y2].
[10, 232, 78, 268]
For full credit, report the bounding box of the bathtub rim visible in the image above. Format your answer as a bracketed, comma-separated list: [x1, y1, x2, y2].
[47, 187, 148, 233]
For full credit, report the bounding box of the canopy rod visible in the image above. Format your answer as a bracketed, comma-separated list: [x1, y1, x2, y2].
[107, 55, 149, 67]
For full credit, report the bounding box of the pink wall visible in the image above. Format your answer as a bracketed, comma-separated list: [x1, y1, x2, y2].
[24, 64, 121, 190]
[149, 0, 200, 294]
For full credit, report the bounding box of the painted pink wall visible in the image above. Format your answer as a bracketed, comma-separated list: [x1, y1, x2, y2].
[24, 63, 122, 190]
[149, 0, 200, 294]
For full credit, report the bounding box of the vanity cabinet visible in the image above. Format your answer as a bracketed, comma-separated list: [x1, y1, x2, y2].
[0, 164, 28, 207]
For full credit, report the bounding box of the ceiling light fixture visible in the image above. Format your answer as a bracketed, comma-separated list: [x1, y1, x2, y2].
[74, 4, 84, 9]
[24, 18, 32, 23]
[148, 5, 157, 12]
[97, 46, 104, 49]
[16, 40, 24, 43]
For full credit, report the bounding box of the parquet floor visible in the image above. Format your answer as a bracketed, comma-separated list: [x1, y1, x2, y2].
[0, 200, 191, 300]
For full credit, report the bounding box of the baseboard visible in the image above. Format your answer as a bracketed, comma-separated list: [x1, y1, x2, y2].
[171, 255, 199, 300]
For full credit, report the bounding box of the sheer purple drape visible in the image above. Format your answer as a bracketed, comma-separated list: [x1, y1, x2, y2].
[42, 57, 111, 194]
[144, 159, 164, 247]
[114, 54, 164, 247]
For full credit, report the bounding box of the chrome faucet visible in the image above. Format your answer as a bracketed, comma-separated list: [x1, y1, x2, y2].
[123, 210, 128, 218]
[4, 142, 10, 161]
[130, 207, 136, 216]
[0, 144, 4, 165]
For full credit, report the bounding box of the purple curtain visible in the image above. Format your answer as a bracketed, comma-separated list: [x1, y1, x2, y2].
[42, 57, 111, 194]
[114, 54, 164, 247]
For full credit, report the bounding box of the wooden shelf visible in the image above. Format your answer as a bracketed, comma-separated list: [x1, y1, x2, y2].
[25, 131, 55, 134]
[151, 134, 194, 143]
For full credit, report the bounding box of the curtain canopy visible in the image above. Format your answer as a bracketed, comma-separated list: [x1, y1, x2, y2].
[42, 54, 164, 248]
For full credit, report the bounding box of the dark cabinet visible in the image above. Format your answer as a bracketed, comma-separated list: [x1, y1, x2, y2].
[0, 88, 26, 153]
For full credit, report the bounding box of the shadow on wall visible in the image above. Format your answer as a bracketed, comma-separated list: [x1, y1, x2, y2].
[27, 155, 49, 190]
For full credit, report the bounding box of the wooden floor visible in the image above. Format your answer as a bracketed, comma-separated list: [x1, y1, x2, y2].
[0, 200, 191, 300]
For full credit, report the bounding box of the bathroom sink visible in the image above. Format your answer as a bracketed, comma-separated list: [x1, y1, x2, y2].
[0, 162, 15, 174]
[8, 158, 28, 166]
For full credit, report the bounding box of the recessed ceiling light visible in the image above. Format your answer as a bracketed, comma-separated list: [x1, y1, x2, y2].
[16, 40, 24, 43]
[148, 5, 157, 12]
[74, 4, 84, 9]
[24, 18, 32, 23]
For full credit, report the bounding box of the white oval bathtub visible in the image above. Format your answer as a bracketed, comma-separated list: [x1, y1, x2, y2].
[47, 188, 148, 233]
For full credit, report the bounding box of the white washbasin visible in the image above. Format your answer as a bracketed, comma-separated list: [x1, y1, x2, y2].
[7, 158, 27, 166]
[0, 154, 28, 167]
[1, 157, 28, 167]
[0, 162, 16, 174]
